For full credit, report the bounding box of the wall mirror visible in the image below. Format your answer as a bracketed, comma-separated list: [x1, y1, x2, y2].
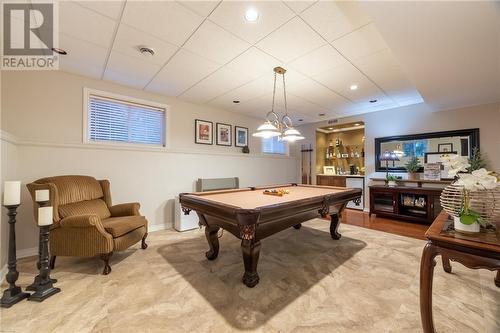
[375, 128, 480, 172]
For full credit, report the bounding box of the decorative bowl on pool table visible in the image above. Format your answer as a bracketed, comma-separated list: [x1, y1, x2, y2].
[179, 183, 362, 287]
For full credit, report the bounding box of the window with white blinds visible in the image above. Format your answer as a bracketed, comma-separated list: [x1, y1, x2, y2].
[262, 136, 287, 155]
[85, 90, 166, 147]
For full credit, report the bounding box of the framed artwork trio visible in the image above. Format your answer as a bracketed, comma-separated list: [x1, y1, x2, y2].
[195, 119, 248, 148]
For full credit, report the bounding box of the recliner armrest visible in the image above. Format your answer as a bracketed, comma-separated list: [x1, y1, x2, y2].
[109, 203, 140, 217]
[59, 214, 101, 228]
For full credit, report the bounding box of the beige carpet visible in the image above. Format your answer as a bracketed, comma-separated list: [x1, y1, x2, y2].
[1, 219, 498, 333]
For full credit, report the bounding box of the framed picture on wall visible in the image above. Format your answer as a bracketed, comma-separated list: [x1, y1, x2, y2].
[195, 119, 213, 145]
[438, 143, 453, 153]
[216, 123, 232, 146]
[235, 126, 248, 147]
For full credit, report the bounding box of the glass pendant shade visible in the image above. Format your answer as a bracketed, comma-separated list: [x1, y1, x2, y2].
[252, 121, 280, 138]
[282, 127, 304, 142]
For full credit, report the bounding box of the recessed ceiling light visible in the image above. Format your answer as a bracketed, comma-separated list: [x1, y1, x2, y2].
[369, 99, 378, 103]
[328, 127, 333, 130]
[245, 9, 259, 22]
[350, 84, 358, 91]
[233, 100, 240, 104]
[354, 123, 361, 126]
[138, 46, 155, 57]
[51, 47, 67, 55]
[318, 113, 326, 116]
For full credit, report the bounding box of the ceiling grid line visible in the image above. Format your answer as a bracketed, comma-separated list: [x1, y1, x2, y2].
[296, 15, 399, 107]
[142, 1, 224, 90]
[100, 0, 128, 80]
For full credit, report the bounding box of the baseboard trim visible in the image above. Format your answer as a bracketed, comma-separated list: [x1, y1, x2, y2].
[149, 224, 170, 233]
[17, 247, 38, 259]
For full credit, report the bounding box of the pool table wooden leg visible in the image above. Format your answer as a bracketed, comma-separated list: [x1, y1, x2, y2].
[205, 225, 220, 261]
[330, 213, 341, 239]
[241, 240, 261, 288]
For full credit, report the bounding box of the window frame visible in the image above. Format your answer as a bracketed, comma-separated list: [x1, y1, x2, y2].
[83, 88, 169, 149]
[261, 136, 289, 156]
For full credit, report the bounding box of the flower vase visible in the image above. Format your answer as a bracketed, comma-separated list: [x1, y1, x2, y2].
[387, 181, 397, 187]
[453, 216, 480, 233]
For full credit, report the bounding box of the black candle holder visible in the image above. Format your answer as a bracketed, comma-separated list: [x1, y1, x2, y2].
[27, 200, 57, 291]
[1, 204, 29, 308]
[28, 219, 60, 302]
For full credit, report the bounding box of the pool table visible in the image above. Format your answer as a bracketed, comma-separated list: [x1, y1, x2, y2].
[180, 183, 362, 287]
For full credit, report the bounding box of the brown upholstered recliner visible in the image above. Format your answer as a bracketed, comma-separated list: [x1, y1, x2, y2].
[27, 175, 148, 274]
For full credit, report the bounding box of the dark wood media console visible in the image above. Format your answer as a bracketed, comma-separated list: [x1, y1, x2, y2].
[369, 185, 443, 224]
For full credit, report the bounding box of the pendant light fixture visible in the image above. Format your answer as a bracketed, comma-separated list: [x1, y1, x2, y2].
[252, 67, 304, 142]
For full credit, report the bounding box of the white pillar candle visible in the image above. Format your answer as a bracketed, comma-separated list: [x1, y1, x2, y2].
[38, 206, 53, 226]
[3, 181, 21, 205]
[35, 189, 50, 202]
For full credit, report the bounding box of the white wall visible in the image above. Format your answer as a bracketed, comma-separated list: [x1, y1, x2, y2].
[293, 102, 500, 207]
[1, 71, 300, 266]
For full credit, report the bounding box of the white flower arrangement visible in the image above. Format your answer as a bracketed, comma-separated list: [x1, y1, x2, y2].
[441, 155, 498, 226]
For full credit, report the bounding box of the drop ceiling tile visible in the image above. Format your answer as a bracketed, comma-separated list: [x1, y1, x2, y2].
[183, 20, 250, 64]
[145, 48, 220, 97]
[287, 78, 351, 110]
[278, 93, 328, 116]
[104, 51, 161, 89]
[347, 96, 399, 115]
[313, 63, 384, 102]
[289, 44, 348, 76]
[75, 0, 124, 20]
[209, 76, 275, 109]
[113, 24, 178, 66]
[231, 93, 274, 116]
[58, 33, 108, 69]
[300, 1, 370, 42]
[59, 57, 104, 80]
[209, 1, 295, 44]
[177, 1, 219, 17]
[256, 17, 325, 62]
[226, 47, 282, 80]
[59, 1, 116, 48]
[121, 1, 203, 46]
[353, 49, 423, 105]
[283, 1, 317, 14]
[332, 24, 388, 60]
[180, 67, 253, 103]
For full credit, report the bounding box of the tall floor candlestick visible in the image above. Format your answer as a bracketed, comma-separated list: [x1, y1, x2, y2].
[27, 200, 57, 292]
[1, 204, 29, 308]
[28, 211, 60, 302]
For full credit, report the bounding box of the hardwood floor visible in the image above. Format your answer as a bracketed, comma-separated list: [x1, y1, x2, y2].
[340, 209, 429, 240]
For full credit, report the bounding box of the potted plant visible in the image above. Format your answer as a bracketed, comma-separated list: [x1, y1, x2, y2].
[386, 174, 398, 187]
[405, 156, 421, 180]
[441, 155, 498, 233]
